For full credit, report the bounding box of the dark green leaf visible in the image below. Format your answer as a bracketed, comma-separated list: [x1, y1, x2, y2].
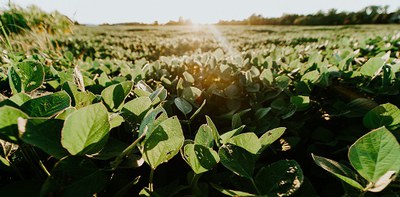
[41, 156, 108, 197]
[20, 91, 71, 117]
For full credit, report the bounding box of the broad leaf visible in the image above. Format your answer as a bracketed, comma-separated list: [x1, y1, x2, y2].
[359, 57, 385, 78]
[194, 124, 214, 148]
[0, 106, 28, 143]
[349, 127, 400, 184]
[20, 91, 71, 117]
[121, 96, 152, 125]
[220, 126, 245, 144]
[259, 127, 286, 153]
[290, 96, 310, 111]
[139, 106, 167, 137]
[255, 160, 304, 196]
[62, 82, 97, 109]
[21, 118, 69, 159]
[227, 133, 261, 154]
[182, 87, 202, 103]
[41, 156, 108, 197]
[61, 103, 110, 155]
[312, 154, 364, 190]
[9, 61, 44, 93]
[8, 93, 31, 106]
[206, 116, 221, 147]
[101, 81, 133, 111]
[275, 75, 291, 90]
[174, 97, 192, 115]
[219, 144, 256, 179]
[183, 144, 220, 174]
[363, 103, 400, 131]
[142, 116, 184, 169]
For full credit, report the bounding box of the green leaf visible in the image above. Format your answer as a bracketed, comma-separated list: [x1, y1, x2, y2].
[20, 91, 71, 117]
[194, 124, 214, 148]
[189, 99, 206, 122]
[183, 144, 220, 174]
[219, 144, 256, 179]
[183, 71, 195, 83]
[275, 75, 291, 90]
[8, 93, 31, 106]
[9, 61, 44, 93]
[90, 138, 129, 160]
[363, 103, 400, 131]
[312, 154, 364, 190]
[301, 70, 320, 83]
[55, 107, 76, 120]
[224, 84, 240, 98]
[346, 98, 378, 118]
[174, 97, 192, 115]
[182, 87, 202, 103]
[109, 113, 124, 129]
[121, 96, 152, 126]
[101, 81, 133, 111]
[139, 106, 167, 137]
[220, 126, 245, 144]
[20, 118, 69, 159]
[206, 116, 221, 147]
[62, 82, 97, 109]
[227, 133, 261, 154]
[142, 116, 184, 169]
[259, 69, 274, 85]
[41, 156, 108, 197]
[359, 57, 385, 78]
[61, 103, 110, 155]
[349, 127, 400, 184]
[0, 106, 28, 143]
[259, 127, 286, 153]
[254, 107, 271, 121]
[255, 160, 304, 196]
[290, 96, 310, 111]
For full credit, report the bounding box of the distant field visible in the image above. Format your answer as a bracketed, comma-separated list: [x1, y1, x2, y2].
[1, 23, 400, 196]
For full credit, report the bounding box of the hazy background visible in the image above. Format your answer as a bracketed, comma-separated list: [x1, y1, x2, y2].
[1, 0, 400, 24]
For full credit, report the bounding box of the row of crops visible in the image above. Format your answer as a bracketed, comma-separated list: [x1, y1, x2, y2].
[0, 9, 399, 196]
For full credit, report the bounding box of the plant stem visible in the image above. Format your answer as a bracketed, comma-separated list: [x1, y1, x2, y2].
[190, 173, 201, 188]
[111, 131, 146, 170]
[149, 168, 155, 192]
[20, 145, 45, 179]
[250, 178, 261, 195]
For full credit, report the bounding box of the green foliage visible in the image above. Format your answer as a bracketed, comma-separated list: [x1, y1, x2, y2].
[20, 91, 71, 117]
[219, 144, 256, 179]
[141, 116, 184, 169]
[41, 156, 108, 197]
[313, 127, 400, 193]
[61, 103, 110, 155]
[101, 81, 133, 111]
[0, 106, 28, 142]
[2, 12, 400, 196]
[255, 160, 304, 196]
[9, 61, 44, 93]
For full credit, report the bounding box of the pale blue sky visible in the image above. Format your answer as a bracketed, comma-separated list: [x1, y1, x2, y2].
[1, 0, 400, 24]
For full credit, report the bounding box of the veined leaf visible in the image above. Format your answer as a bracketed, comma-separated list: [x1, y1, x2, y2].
[61, 103, 110, 155]
[349, 127, 400, 184]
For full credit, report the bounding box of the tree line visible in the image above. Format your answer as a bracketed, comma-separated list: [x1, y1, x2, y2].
[217, 5, 400, 25]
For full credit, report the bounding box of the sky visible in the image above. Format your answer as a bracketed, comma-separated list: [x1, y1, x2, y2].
[1, 0, 400, 24]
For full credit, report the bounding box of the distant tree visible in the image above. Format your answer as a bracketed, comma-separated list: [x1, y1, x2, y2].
[216, 5, 399, 26]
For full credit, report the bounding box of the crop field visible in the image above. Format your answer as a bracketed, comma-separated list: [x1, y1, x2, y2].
[0, 7, 400, 197]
